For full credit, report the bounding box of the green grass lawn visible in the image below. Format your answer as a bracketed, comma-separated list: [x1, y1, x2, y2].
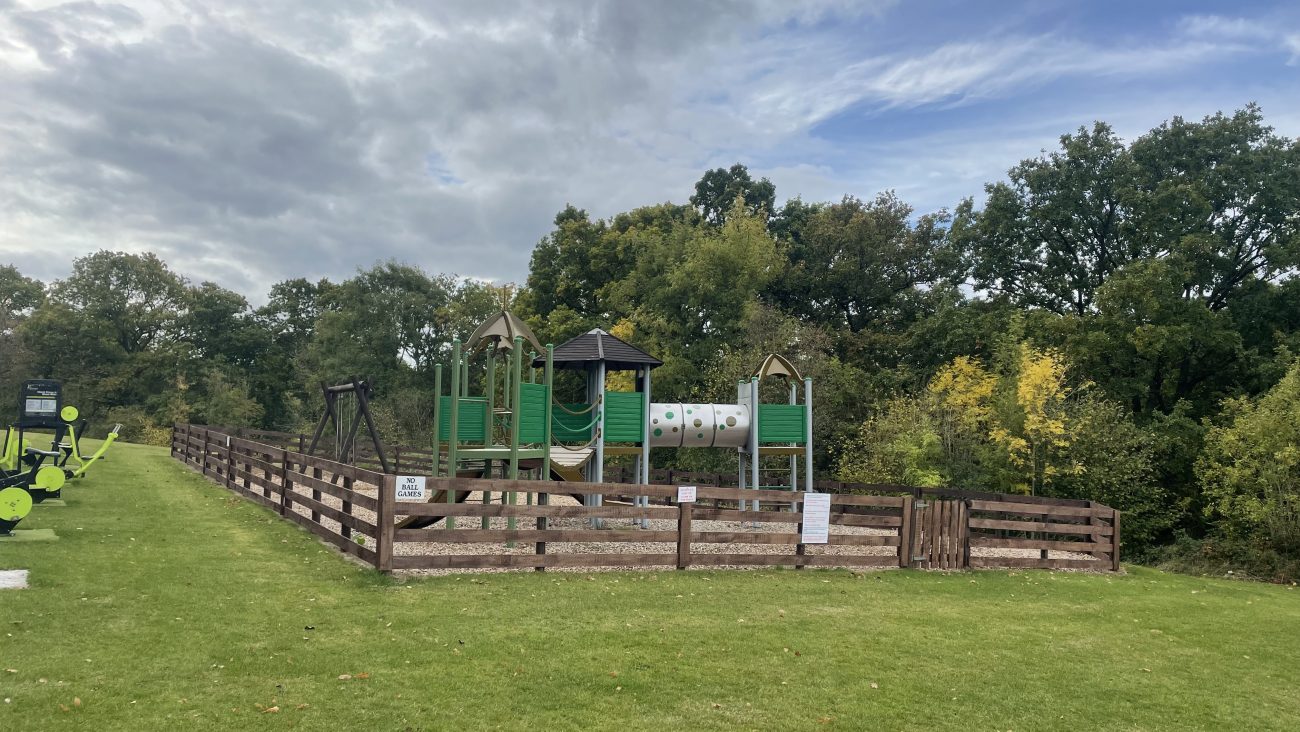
[2, 442, 1299, 731]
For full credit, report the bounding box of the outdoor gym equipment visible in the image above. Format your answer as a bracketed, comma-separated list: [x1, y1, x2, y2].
[52, 407, 121, 479]
[0, 445, 63, 533]
[2, 380, 71, 501]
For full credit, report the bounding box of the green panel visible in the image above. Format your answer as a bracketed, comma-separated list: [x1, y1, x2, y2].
[552, 405, 594, 441]
[757, 403, 807, 444]
[438, 396, 488, 443]
[517, 383, 550, 444]
[603, 391, 645, 443]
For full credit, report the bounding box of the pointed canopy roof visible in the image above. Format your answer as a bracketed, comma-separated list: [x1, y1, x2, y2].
[466, 311, 545, 354]
[754, 353, 802, 381]
[536, 328, 663, 372]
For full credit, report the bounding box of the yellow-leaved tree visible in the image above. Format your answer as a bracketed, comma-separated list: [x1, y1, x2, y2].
[993, 345, 1085, 495]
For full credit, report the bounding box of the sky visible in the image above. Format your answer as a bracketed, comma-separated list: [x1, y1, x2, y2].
[2, 0, 1299, 301]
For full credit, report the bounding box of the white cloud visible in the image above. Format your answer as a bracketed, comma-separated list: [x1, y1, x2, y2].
[0, 1, 1296, 301]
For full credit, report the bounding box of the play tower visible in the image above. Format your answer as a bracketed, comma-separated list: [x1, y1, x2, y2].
[426, 315, 815, 524]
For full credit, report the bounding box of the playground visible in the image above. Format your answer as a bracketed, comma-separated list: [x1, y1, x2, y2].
[1, 440, 1298, 730]
[168, 313, 1120, 575]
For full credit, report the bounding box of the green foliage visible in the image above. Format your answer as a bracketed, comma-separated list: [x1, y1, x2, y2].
[1198, 359, 1300, 553]
[837, 396, 944, 487]
[690, 163, 776, 226]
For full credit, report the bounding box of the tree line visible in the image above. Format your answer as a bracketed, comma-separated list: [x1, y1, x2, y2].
[2, 104, 1298, 573]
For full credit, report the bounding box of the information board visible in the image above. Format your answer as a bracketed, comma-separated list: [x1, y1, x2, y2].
[676, 485, 697, 503]
[800, 492, 831, 544]
[396, 475, 428, 502]
[19, 380, 61, 424]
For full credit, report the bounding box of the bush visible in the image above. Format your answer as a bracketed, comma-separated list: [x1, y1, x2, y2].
[1197, 359, 1300, 554]
[104, 405, 172, 447]
[1153, 533, 1300, 585]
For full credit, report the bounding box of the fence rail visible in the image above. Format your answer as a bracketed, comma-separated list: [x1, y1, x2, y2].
[172, 424, 1120, 573]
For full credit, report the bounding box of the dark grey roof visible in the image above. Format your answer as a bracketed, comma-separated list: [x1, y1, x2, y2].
[534, 329, 663, 371]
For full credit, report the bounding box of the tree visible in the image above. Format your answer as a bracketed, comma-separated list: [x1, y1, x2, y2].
[1126, 105, 1300, 312]
[20, 251, 189, 418]
[771, 193, 950, 334]
[0, 265, 44, 335]
[953, 122, 1136, 315]
[0, 265, 45, 423]
[690, 163, 775, 226]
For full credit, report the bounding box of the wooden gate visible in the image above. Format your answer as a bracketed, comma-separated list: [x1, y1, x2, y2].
[909, 498, 969, 569]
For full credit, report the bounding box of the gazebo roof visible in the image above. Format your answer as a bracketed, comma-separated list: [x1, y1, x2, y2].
[535, 328, 663, 372]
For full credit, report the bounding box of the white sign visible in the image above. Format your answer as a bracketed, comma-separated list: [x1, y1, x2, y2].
[396, 475, 427, 502]
[676, 485, 697, 503]
[800, 492, 831, 544]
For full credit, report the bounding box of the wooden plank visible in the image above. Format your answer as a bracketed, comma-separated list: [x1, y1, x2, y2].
[394, 529, 679, 543]
[394, 503, 678, 520]
[967, 500, 1114, 518]
[969, 535, 1113, 552]
[899, 495, 913, 568]
[1112, 510, 1122, 571]
[969, 557, 1106, 570]
[968, 517, 1113, 535]
[687, 554, 900, 568]
[282, 510, 377, 563]
[287, 452, 385, 484]
[688, 507, 902, 528]
[959, 500, 970, 568]
[226, 436, 282, 458]
[283, 469, 379, 511]
[690, 531, 900, 547]
[229, 466, 282, 496]
[948, 500, 959, 570]
[389, 553, 678, 570]
[288, 492, 377, 536]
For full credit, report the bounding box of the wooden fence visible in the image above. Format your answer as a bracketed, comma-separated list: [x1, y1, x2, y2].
[173, 424, 1120, 574]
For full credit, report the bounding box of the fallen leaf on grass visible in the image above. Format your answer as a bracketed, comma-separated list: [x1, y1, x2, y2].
[355, 672, 370, 679]
[263, 706, 280, 713]
[870, 683, 879, 689]
[73, 697, 81, 707]
[337, 674, 352, 681]
[295, 704, 309, 710]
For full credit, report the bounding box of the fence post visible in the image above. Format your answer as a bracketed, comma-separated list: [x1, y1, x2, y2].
[393, 445, 401, 474]
[377, 474, 395, 572]
[201, 429, 210, 476]
[899, 495, 914, 568]
[961, 499, 971, 569]
[341, 473, 353, 540]
[676, 500, 692, 570]
[278, 449, 289, 517]
[1111, 510, 1122, 571]
[225, 434, 235, 490]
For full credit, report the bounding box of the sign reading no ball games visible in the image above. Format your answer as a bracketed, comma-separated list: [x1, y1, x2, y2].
[396, 476, 427, 502]
[676, 485, 697, 503]
[801, 492, 831, 544]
